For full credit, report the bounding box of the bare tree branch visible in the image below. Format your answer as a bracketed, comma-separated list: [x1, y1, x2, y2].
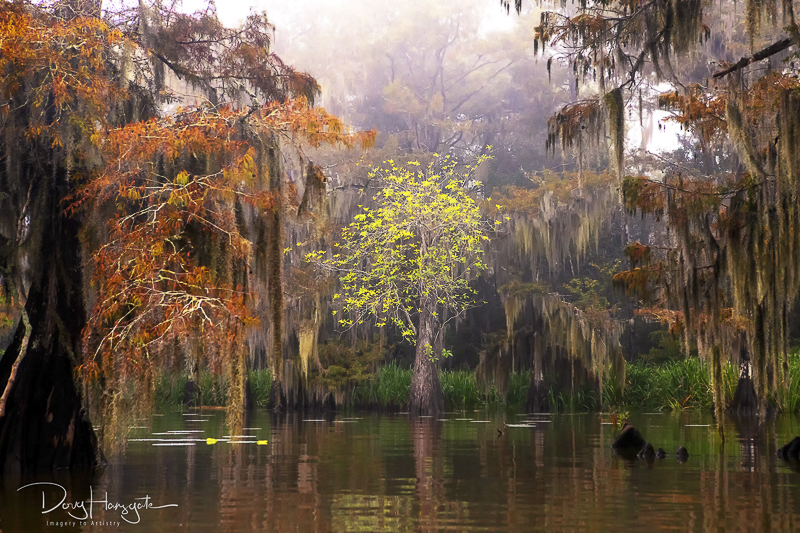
[712, 38, 794, 78]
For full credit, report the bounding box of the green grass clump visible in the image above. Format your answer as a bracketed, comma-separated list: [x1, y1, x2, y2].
[602, 357, 740, 412]
[784, 350, 800, 412]
[153, 369, 273, 410]
[506, 372, 531, 408]
[198, 372, 228, 406]
[546, 384, 600, 412]
[154, 373, 187, 408]
[440, 370, 481, 409]
[349, 362, 411, 408]
[764, 349, 800, 412]
[249, 369, 272, 408]
[607, 358, 713, 411]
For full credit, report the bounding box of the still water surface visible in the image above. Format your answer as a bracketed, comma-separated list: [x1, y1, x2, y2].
[2, 410, 800, 531]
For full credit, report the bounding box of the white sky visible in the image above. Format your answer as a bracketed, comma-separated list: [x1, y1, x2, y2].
[177, 0, 683, 155]
[183, 0, 516, 33]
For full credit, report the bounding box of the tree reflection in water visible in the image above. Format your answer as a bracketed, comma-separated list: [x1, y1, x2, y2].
[2, 412, 800, 531]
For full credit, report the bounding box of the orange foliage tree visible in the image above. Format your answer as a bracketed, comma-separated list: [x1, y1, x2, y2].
[0, 1, 129, 472]
[0, 0, 371, 470]
[79, 99, 372, 431]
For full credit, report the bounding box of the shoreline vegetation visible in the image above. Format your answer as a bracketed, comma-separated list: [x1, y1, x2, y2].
[154, 352, 800, 413]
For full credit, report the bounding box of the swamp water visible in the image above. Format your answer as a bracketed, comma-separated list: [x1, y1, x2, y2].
[2, 411, 800, 531]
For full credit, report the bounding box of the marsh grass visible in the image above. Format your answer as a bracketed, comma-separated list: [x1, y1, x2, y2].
[154, 373, 187, 408]
[785, 350, 800, 412]
[154, 369, 272, 409]
[764, 350, 800, 412]
[198, 372, 228, 406]
[604, 358, 747, 412]
[149, 353, 800, 412]
[154, 364, 528, 411]
[350, 365, 529, 410]
[440, 370, 481, 409]
[249, 369, 273, 408]
[506, 372, 531, 408]
[349, 362, 411, 408]
[605, 358, 714, 411]
[539, 356, 798, 413]
[546, 385, 600, 412]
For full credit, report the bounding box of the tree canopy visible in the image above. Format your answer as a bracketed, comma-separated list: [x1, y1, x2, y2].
[0, 0, 372, 468]
[310, 155, 492, 413]
[534, 0, 800, 415]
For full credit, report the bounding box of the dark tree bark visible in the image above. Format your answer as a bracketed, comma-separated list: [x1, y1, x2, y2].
[409, 304, 445, 415]
[183, 379, 199, 407]
[525, 333, 547, 412]
[526, 372, 548, 412]
[0, 168, 100, 474]
[244, 375, 255, 412]
[730, 342, 757, 414]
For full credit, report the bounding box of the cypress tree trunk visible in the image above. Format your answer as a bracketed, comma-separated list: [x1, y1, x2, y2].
[525, 333, 547, 412]
[731, 342, 757, 414]
[0, 183, 99, 474]
[408, 304, 445, 415]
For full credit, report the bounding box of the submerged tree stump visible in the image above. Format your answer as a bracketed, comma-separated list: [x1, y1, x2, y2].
[611, 423, 646, 451]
